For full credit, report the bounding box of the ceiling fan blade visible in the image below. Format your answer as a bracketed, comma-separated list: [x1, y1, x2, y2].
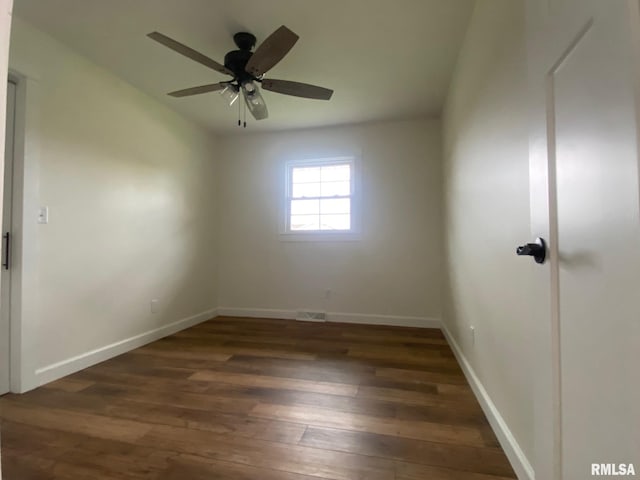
[245, 26, 299, 77]
[168, 83, 228, 97]
[147, 32, 233, 76]
[242, 85, 269, 120]
[261, 79, 333, 100]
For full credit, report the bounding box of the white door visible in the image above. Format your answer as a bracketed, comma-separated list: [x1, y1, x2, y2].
[0, 79, 14, 396]
[528, 0, 640, 478]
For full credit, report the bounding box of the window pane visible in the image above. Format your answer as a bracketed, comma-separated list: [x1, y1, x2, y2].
[321, 181, 350, 197]
[321, 164, 350, 182]
[292, 182, 320, 198]
[291, 199, 319, 215]
[320, 198, 350, 215]
[290, 215, 320, 231]
[287, 160, 354, 233]
[292, 167, 320, 184]
[320, 214, 351, 230]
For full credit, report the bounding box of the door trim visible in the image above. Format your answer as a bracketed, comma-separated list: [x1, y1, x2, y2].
[629, 0, 640, 220]
[0, 76, 14, 394]
[526, 2, 594, 478]
[7, 71, 26, 392]
[541, 18, 595, 480]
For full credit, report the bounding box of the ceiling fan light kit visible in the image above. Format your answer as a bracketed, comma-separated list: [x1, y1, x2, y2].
[147, 25, 334, 127]
[242, 82, 268, 121]
[219, 84, 239, 106]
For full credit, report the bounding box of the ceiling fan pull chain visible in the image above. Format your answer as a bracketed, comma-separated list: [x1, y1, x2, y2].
[237, 92, 241, 127]
[243, 98, 247, 128]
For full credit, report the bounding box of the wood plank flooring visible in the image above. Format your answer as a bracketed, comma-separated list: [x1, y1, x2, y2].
[0, 317, 517, 479]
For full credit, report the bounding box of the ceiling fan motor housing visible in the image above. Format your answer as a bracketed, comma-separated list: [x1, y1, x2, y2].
[224, 49, 254, 81]
[225, 32, 260, 81]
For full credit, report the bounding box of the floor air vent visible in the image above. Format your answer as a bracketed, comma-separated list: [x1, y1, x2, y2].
[295, 310, 327, 322]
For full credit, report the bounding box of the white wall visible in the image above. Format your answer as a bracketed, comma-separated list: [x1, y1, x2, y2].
[9, 18, 219, 391]
[442, 0, 534, 474]
[218, 119, 443, 325]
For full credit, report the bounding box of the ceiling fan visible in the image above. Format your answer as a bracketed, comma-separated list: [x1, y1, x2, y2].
[147, 26, 334, 125]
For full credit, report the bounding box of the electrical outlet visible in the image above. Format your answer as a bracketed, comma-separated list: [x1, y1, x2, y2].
[150, 299, 159, 314]
[470, 325, 475, 346]
[324, 289, 332, 300]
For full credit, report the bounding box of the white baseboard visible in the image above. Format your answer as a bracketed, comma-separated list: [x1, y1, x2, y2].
[441, 324, 534, 480]
[329, 311, 440, 328]
[33, 308, 217, 388]
[217, 307, 297, 320]
[217, 307, 440, 329]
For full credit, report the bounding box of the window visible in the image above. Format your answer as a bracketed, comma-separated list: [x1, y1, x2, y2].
[285, 157, 356, 235]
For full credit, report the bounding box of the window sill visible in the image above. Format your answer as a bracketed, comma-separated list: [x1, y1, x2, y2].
[279, 231, 361, 242]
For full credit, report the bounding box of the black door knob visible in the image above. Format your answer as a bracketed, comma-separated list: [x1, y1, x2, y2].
[516, 237, 546, 264]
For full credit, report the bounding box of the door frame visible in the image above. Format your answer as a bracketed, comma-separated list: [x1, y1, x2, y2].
[0, 75, 16, 395]
[5, 71, 27, 393]
[527, 3, 595, 478]
[0, 2, 10, 399]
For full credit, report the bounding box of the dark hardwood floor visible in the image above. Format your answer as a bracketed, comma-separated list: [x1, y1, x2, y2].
[0, 317, 517, 479]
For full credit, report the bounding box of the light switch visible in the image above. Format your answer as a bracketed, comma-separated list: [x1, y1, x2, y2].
[37, 206, 49, 224]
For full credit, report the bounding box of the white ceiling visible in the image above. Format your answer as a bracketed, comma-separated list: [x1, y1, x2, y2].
[12, 0, 474, 135]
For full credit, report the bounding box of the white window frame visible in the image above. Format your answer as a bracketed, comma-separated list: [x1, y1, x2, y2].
[281, 156, 360, 241]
